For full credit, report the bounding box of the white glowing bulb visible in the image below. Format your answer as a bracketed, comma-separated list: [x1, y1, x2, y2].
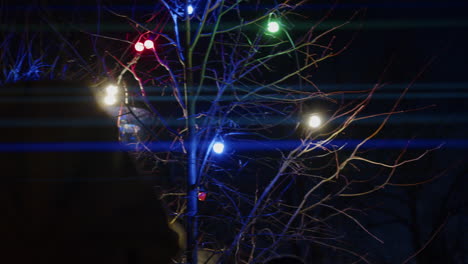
[308, 115, 322, 128]
[134, 42, 144, 52]
[213, 142, 225, 154]
[106, 85, 118, 95]
[144, 39, 154, 49]
[103, 95, 117, 106]
[267, 21, 280, 33]
[187, 4, 194, 15]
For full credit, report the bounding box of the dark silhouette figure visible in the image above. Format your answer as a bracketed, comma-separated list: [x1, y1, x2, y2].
[0, 81, 179, 263]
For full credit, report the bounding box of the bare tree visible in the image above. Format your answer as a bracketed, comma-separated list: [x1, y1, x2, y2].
[1, 1, 437, 263]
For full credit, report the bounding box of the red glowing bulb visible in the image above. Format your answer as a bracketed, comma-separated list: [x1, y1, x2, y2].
[198, 191, 207, 201]
[134, 42, 144, 52]
[144, 39, 154, 49]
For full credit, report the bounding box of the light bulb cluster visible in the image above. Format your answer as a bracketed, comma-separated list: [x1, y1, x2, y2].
[103, 84, 119, 106]
[134, 39, 155, 52]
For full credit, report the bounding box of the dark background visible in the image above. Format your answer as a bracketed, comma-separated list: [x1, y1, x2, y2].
[305, 1, 468, 263]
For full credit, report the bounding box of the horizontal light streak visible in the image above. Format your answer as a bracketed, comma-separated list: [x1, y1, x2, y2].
[0, 96, 98, 103]
[15, 175, 161, 182]
[0, 118, 115, 127]
[0, 114, 466, 127]
[3, 3, 467, 11]
[0, 92, 467, 104]
[0, 139, 465, 152]
[2, 20, 468, 32]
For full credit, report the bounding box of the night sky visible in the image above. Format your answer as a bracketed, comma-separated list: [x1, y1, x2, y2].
[305, 1, 468, 263]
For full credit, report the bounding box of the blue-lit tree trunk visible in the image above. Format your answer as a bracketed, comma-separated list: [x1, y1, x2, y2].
[185, 5, 198, 263]
[187, 110, 198, 264]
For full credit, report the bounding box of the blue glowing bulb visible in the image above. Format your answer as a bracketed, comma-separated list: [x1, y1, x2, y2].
[213, 142, 225, 154]
[187, 5, 194, 15]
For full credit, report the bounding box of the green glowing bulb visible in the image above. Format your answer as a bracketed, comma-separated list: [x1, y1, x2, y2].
[267, 21, 280, 33]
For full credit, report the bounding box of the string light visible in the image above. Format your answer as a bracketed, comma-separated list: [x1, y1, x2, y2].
[267, 21, 280, 33]
[213, 142, 225, 154]
[105, 85, 118, 95]
[307, 114, 322, 128]
[134, 42, 144, 52]
[102, 84, 119, 106]
[143, 39, 154, 49]
[198, 191, 207, 201]
[187, 4, 194, 15]
[103, 95, 117, 106]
